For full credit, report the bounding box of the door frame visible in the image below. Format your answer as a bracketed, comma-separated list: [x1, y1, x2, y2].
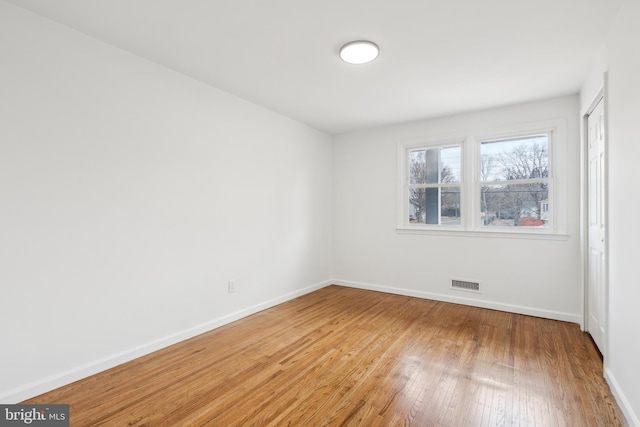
[581, 81, 609, 359]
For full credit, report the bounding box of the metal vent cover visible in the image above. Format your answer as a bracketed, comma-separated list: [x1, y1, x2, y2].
[451, 279, 480, 292]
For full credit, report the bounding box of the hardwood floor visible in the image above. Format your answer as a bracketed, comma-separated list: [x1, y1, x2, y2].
[24, 285, 626, 426]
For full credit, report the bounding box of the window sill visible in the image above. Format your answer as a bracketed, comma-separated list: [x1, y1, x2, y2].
[396, 226, 569, 240]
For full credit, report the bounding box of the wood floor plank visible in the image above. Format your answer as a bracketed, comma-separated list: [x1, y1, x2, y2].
[23, 285, 626, 426]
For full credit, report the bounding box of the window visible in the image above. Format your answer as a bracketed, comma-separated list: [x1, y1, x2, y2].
[479, 133, 551, 228]
[406, 145, 462, 226]
[398, 120, 565, 237]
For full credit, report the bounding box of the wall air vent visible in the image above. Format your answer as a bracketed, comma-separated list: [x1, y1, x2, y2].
[451, 279, 480, 292]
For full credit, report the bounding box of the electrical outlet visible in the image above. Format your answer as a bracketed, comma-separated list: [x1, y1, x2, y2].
[228, 280, 236, 293]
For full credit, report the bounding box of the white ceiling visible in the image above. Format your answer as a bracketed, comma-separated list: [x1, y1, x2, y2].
[7, 0, 623, 134]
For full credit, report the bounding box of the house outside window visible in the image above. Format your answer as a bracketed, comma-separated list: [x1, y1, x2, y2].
[479, 133, 551, 228]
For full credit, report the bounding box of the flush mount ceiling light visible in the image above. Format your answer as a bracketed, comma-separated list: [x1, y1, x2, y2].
[339, 40, 379, 64]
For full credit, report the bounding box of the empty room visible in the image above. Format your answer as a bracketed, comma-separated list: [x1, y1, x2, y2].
[1, 0, 639, 426]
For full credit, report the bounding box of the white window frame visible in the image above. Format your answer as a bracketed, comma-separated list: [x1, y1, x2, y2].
[398, 138, 465, 231]
[397, 119, 567, 240]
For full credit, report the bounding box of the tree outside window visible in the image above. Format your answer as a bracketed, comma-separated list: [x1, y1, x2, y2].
[479, 134, 550, 227]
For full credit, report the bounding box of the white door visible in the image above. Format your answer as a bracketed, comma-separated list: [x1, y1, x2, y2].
[587, 97, 607, 354]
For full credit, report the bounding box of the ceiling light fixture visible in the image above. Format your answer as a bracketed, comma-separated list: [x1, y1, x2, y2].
[339, 40, 379, 64]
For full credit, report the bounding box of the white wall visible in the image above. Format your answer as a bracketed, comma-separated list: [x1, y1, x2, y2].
[0, 1, 332, 402]
[333, 96, 581, 322]
[581, 0, 640, 424]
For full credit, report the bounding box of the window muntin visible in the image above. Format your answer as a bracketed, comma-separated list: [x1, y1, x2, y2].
[406, 145, 462, 226]
[479, 134, 551, 228]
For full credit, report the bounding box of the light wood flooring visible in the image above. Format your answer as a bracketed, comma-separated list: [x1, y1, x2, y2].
[24, 285, 626, 426]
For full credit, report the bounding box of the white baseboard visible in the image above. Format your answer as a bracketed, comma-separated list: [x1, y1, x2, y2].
[6, 279, 632, 424]
[605, 366, 640, 427]
[0, 279, 593, 404]
[0, 280, 332, 404]
[333, 279, 582, 324]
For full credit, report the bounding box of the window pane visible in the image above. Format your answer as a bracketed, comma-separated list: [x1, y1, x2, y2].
[480, 184, 548, 227]
[408, 187, 461, 225]
[441, 187, 461, 225]
[441, 146, 461, 183]
[409, 150, 427, 184]
[480, 135, 549, 182]
[409, 146, 461, 185]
